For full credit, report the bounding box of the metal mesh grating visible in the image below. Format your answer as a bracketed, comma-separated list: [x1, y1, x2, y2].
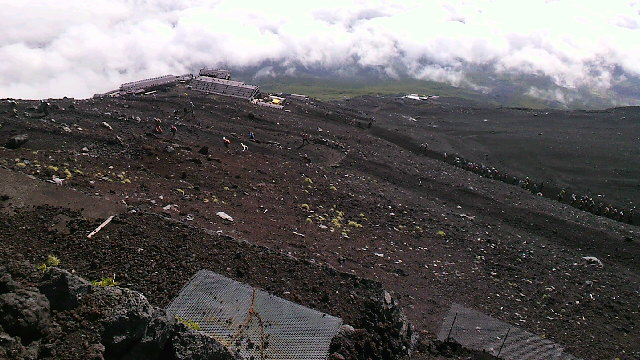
[167, 270, 343, 360]
[438, 303, 581, 360]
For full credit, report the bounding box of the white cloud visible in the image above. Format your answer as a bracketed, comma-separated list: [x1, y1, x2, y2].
[1, 0, 639, 99]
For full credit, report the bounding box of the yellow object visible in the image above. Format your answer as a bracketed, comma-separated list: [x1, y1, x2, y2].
[272, 98, 281, 104]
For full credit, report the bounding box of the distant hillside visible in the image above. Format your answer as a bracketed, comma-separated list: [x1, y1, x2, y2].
[244, 75, 551, 109]
[231, 65, 640, 110]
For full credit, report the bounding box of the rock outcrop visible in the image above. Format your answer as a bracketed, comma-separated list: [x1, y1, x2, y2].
[0, 265, 239, 360]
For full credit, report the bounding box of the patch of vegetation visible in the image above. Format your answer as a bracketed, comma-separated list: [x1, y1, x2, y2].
[46, 255, 60, 266]
[37, 255, 61, 272]
[91, 277, 118, 287]
[176, 316, 201, 331]
[347, 220, 363, 228]
[300, 203, 310, 210]
[436, 230, 446, 237]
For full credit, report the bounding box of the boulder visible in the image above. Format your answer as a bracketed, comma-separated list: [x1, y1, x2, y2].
[0, 288, 50, 343]
[4, 134, 28, 149]
[168, 328, 240, 360]
[0, 274, 18, 294]
[39, 268, 92, 311]
[121, 309, 176, 360]
[99, 287, 155, 357]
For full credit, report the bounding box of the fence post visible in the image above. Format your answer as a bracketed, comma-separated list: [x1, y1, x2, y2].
[446, 313, 458, 341]
[497, 327, 511, 358]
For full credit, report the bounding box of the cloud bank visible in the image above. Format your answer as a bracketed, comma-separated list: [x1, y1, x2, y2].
[1, 0, 639, 100]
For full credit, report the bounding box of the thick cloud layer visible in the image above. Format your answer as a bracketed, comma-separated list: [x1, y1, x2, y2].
[1, 0, 639, 99]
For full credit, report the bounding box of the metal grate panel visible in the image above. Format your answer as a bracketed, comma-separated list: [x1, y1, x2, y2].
[167, 270, 343, 360]
[438, 303, 581, 360]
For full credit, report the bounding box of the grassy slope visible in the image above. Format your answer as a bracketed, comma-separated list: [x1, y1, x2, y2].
[248, 76, 550, 108]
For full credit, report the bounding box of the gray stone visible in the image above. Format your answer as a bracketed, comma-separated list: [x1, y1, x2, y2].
[100, 287, 154, 357]
[4, 134, 29, 149]
[39, 268, 92, 311]
[0, 274, 18, 294]
[121, 309, 176, 360]
[168, 329, 240, 360]
[0, 288, 50, 343]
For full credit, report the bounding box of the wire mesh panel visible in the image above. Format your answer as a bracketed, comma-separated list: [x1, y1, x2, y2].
[438, 303, 581, 360]
[167, 270, 343, 360]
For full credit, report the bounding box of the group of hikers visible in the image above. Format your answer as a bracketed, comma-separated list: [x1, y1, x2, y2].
[443, 153, 635, 224]
[558, 190, 632, 222]
[153, 118, 177, 138]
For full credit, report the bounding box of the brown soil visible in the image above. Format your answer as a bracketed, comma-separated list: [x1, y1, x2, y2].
[0, 89, 638, 359]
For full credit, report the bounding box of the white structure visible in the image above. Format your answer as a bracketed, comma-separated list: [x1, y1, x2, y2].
[120, 75, 179, 94]
[403, 94, 430, 100]
[199, 68, 231, 80]
[192, 76, 259, 100]
[289, 93, 309, 101]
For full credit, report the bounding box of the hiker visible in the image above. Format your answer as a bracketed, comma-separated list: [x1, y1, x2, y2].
[223, 136, 231, 148]
[302, 133, 310, 145]
[38, 100, 49, 116]
[154, 118, 163, 134]
[558, 189, 566, 201]
[8, 100, 18, 117]
[248, 131, 255, 141]
[170, 125, 177, 138]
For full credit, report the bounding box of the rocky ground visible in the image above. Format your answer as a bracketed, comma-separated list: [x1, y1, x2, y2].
[0, 88, 638, 359]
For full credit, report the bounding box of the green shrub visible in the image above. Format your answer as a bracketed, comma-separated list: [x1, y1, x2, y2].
[91, 277, 118, 287]
[347, 220, 363, 228]
[45, 255, 60, 267]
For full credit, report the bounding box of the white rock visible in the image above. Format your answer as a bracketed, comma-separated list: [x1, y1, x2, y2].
[216, 212, 233, 222]
[582, 256, 603, 267]
[52, 176, 64, 186]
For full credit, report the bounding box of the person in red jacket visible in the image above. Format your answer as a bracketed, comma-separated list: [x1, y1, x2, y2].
[154, 118, 163, 134]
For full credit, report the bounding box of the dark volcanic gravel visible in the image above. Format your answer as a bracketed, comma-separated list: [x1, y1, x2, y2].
[0, 89, 638, 359]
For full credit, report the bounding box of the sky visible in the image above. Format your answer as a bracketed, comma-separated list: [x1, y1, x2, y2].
[1, 0, 639, 99]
